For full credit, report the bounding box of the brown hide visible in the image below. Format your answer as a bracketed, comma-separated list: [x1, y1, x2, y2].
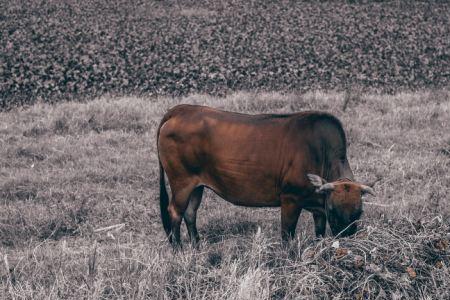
[157, 104, 367, 246]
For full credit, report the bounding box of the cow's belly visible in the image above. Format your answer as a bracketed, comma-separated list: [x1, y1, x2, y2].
[205, 184, 281, 207]
[200, 165, 281, 207]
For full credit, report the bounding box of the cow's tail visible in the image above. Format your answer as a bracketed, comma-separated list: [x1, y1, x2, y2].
[157, 113, 173, 238]
[159, 159, 171, 237]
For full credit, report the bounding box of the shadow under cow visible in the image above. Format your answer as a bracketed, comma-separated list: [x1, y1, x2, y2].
[200, 218, 260, 244]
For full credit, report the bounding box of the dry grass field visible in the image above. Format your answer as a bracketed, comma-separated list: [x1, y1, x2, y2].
[0, 91, 449, 299]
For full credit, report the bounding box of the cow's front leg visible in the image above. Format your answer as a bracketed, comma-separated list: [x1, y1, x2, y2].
[280, 196, 302, 242]
[313, 212, 326, 237]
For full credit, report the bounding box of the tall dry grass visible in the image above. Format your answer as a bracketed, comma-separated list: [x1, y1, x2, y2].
[0, 91, 449, 299]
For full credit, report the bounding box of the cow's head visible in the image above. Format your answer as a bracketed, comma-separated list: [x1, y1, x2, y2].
[307, 174, 375, 237]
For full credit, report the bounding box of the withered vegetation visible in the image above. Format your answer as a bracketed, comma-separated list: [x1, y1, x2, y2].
[0, 91, 449, 299]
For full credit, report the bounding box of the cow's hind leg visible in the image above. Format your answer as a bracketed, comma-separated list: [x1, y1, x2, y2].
[168, 182, 197, 249]
[184, 186, 204, 248]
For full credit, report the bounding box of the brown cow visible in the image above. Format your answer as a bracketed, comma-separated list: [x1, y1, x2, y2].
[157, 104, 374, 247]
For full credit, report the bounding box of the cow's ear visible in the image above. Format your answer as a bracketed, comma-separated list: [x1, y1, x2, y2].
[307, 174, 334, 193]
[307, 174, 326, 188]
[361, 185, 376, 196]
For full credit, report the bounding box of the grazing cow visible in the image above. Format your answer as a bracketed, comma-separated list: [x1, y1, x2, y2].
[157, 105, 375, 247]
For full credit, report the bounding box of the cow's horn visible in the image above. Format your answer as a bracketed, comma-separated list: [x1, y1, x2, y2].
[318, 183, 335, 193]
[361, 185, 376, 196]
